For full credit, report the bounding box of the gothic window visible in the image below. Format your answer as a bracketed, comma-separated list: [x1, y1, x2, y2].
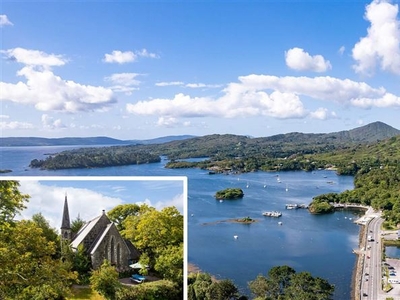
[110, 237, 115, 265]
[117, 243, 121, 266]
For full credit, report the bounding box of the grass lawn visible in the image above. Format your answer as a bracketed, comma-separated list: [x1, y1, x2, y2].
[67, 286, 104, 300]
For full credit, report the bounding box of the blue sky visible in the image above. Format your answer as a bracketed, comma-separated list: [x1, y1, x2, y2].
[1, 0, 400, 139]
[8, 176, 186, 229]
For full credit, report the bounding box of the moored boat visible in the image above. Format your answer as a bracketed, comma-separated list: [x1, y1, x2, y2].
[262, 211, 282, 217]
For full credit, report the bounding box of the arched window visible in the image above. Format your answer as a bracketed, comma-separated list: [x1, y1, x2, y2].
[117, 243, 121, 266]
[110, 237, 115, 264]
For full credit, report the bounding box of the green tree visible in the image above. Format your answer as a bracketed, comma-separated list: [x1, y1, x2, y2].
[31, 213, 60, 256]
[71, 214, 86, 234]
[155, 243, 183, 284]
[0, 180, 29, 226]
[248, 266, 334, 300]
[72, 244, 92, 284]
[206, 279, 240, 300]
[123, 206, 183, 266]
[0, 220, 77, 300]
[90, 260, 122, 300]
[107, 203, 141, 231]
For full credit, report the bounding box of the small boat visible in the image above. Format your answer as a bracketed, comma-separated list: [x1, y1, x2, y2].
[285, 204, 298, 209]
[219, 199, 223, 203]
[278, 222, 283, 225]
[246, 182, 249, 188]
[263, 211, 282, 217]
[234, 235, 238, 239]
[285, 184, 288, 192]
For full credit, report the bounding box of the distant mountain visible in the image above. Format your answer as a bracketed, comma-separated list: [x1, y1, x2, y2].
[328, 121, 400, 143]
[0, 135, 196, 147]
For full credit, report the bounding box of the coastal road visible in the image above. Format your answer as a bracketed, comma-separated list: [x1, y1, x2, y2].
[361, 215, 383, 300]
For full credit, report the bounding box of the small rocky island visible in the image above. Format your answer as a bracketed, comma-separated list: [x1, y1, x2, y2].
[215, 188, 244, 200]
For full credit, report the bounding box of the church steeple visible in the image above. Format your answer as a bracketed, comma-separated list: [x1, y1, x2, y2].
[61, 193, 71, 243]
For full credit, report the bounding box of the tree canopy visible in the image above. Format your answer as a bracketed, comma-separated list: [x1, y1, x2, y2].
[0, 180, 29, 226]
[248, 266, 334, 300]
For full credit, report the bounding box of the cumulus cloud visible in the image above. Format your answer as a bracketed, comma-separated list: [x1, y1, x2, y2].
[103, 49, 159, 64]
[105, 73, 141, 95]
[1, 48, 116, 113]
[41, 114, 66, 129]
[2, 48, 67, 68]
[0, 15, 13, 27]
[0, 121, 34, 129]
[309, 108, 338, 120]
[352, 0, 400, 75]
[18, 181, 124, 229]
[156, 117, 192, 128]
[152, 193, 184, 212]
[126, 74, 395, 120]
[285, 47, 332, 72]
[1, 66, 116, 112]
[186, 83, 223, 88]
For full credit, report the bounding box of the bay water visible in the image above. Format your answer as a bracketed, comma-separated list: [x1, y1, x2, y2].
[1, 146, 361, 299]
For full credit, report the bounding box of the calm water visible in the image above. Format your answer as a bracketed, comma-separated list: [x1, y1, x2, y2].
[1, 146, 361, 299]
[386, 246, 400, 258]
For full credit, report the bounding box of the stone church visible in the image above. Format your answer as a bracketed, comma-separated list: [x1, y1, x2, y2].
[61, 195, 140, 270]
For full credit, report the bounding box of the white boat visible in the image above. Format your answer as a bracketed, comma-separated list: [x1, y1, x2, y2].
[234, 235, 238, 239]
[263, 211, 282, 217]
[278, 221, 283, 225]
[285, 204, 298, 209]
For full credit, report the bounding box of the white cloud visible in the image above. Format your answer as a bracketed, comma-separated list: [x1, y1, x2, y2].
[18, 181, 124, 230]
[105, 73, 141, 95]
[41, 114, 66, 129]
[338, 46, 346, 55]
[104, 50, 137, 64]
[352, 0, 400, 75]
[285, 47, 332, 72]
[186, 83, 223, 88]
[309, 108, 338, 120]
[0, 121, 34, 129]
[126, 74, 395, 120]
[2, 48, 67, 68]
[350, 92, 400, 108]
[0, 115, 10, 119]
[156, 117, 192, 128]
[1, 65, 116, 113]
[103, 49, 159, 64]
[152, 193, 184, 213]
[136, 48, 159, 59]
[0, 15, 13, 27]
[157, 117, 179, 127]
[156, 81, 184, 87]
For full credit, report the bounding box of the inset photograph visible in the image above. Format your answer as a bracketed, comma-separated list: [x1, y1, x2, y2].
[0, 176, 186, 300]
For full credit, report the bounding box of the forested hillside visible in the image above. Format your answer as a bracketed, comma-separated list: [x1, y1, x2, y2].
[28, 121, 400, 170]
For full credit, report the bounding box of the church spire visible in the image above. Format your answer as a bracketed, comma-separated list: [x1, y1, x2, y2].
[61, 193, 71, 244]
[61, 192, 71, 230]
